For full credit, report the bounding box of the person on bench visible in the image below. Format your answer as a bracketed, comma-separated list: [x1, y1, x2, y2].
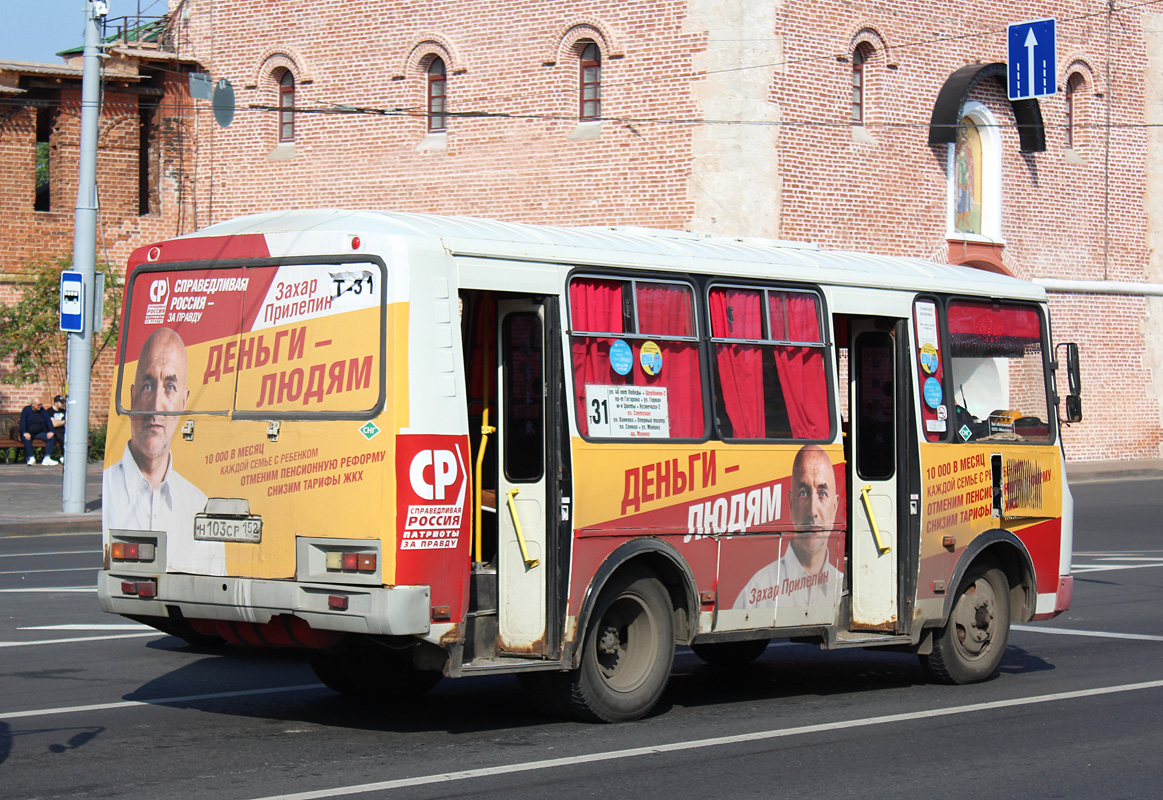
[18, 398, 57, 466]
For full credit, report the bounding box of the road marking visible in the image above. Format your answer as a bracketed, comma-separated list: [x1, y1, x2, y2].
[0, 550, 96, 558]
[243, 678, 1163, 800]
[0, 567, 97, 575]
[0, 633, 161, 648]
[1070, 563, 1163, 575]
[0, 587, 96, 593]
[1013, 625, 1163, 642]
[0, 684, 325, 720]
[19, 623, 150, 631]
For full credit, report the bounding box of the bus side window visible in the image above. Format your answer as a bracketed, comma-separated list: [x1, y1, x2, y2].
[707, 286, 830, 441]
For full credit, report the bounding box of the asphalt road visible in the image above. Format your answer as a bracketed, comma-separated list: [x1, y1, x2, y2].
[1, 477, 1161, 800]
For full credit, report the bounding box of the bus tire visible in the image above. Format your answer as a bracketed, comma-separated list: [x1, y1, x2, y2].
[921, 563, 1010, 685]
[691, 638, 770, 666]
[567, 570, 674, 723]
[310, 642, 441, 701]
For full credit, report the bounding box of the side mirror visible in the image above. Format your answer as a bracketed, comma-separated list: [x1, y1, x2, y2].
[1065, 342, 1081, 396]
[1065, 393, 1082, 424]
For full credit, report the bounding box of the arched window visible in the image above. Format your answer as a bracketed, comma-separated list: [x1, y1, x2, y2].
[579, 41, 601, 121]
[278, 70, 295, 142]
[851, 44, 871, 125]
[948, 102, 1001, 239]
[1065, 72, 1085, 150]
[428, 57, 447, 132]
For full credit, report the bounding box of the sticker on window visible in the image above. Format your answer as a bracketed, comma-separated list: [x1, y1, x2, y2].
[923, 377, 943, 409]
[639, 340, 663, 376]
[584, 384, 670, 438]
[609, 339, 633, 376]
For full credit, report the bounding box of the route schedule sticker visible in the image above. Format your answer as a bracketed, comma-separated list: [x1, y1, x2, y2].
[584, 384, 670, 438]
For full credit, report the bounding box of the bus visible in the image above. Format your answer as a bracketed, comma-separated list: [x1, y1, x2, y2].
[98, 210, 1081, 722]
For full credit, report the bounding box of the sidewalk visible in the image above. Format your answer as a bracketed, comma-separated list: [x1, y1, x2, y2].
[0, 461, 103, 536]
[0, 457, 1160, 537]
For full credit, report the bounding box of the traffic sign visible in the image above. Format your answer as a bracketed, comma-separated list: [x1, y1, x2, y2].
[60, 270, 83, 332]
[1007, 18, 1056, 101]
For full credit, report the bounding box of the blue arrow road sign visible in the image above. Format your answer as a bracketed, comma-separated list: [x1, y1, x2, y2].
[1008, 18, 1056, 101]
[60, 270, 83, 333]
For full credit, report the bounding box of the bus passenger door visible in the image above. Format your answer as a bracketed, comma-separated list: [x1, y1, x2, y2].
[496, 299, 550, 656]
[848, 320, 903, 631]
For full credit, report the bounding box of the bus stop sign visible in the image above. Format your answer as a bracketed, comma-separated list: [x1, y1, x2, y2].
[60, 270, 83, 332]
[1007, 18, 1056, 101]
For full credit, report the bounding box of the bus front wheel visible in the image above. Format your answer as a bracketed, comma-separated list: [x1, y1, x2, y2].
[922, 563, 1010, 684]
[567, 570, 674, 722]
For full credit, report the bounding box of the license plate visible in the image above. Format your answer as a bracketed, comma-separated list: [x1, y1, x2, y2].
[194, 516, 262, 542]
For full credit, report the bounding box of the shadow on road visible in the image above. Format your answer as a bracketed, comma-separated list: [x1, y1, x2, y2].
[111, 634, 1060, 732]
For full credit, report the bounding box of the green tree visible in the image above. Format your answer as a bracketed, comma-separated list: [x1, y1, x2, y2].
[0, 257, 121, 390]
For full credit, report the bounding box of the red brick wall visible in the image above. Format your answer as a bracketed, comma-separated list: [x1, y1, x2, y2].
[81, 1, 1159, 461]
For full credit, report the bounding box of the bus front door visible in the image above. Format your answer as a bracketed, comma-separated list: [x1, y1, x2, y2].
[848, 321, 904, 631]
[495, 299, 551, 656]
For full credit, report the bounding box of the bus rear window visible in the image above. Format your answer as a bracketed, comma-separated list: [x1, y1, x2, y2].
[569, 276, 704, 439]
[947, 300, 1051, 443]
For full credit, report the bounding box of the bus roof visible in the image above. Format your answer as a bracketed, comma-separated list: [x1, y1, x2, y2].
[181, 209, 1046, 302]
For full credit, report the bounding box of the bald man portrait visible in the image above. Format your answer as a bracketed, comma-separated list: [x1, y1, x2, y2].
[734, 444, 843, 610]
[103, 327, 222, 575]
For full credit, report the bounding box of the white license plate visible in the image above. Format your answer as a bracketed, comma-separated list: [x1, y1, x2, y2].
[194, 516, 262, 542]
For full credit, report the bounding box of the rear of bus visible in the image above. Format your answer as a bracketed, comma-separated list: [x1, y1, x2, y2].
[97, 223, 471, 662]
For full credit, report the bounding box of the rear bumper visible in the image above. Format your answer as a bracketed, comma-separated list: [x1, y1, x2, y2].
[98, 570, 431, 636]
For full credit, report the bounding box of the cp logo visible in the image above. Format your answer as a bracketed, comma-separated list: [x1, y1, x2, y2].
[409, 449, 460, 501]
[149, 278, 169, 304]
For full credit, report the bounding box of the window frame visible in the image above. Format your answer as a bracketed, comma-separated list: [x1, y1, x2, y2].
[278, 70, 295, 142]
[579, 41, 601, 122]
[567, 272, 707, 443]
[851, 46, 867, 125]
[428, 57, 447, 133]
[940, 296, 1055, 446]
[705, 281, 834, 443]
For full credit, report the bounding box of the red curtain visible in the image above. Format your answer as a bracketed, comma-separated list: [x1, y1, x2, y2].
[948, 302, 1041, 339]
[570, 279, 626, 436]
[709, 288, 765, 438]
[769, 292, 829, 439]
[635, 283, 703, 438]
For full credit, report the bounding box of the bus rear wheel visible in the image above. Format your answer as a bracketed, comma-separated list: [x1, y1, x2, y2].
[567, 570, 674, 723]
[922, 563, 1010, 684]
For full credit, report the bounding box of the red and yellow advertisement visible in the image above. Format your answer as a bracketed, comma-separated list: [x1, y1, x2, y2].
[570, 441, 847, 629]
[103, 257, 418, 584]
[917, 443, 1062, 601]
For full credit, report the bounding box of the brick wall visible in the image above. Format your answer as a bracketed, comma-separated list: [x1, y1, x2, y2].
[27, 0, 1148, 461]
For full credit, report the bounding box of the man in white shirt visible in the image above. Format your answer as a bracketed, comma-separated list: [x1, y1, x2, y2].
[103, 327, 223, 575]
[734, 445, 841, 609]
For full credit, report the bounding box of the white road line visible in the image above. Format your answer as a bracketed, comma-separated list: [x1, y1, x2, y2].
[1070, 563, 1163, 575]
[0, 567, 96, 575]
[0, 587, 95, 593]
[246, 679, 1163, 800]
[0, 684, 325, 721]
[19, 623, 150, 631]
[0, 550, 96, 558]
[0, 632, 161, 648]
[1013, 625, 1163, 642]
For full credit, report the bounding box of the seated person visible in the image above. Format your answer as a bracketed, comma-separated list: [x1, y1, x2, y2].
[18, 398, 57, 465]
[49, 395, 66, 461]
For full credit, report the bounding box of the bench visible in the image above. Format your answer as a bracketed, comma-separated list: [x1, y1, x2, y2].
[0, 412, 60, 464]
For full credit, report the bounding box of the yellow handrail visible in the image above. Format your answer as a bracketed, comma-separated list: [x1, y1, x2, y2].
[505, 487, 540, 569]
[860, 484, 891, 554]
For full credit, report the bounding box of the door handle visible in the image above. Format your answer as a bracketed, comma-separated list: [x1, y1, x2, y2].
[860, 485, 892, 555]
[506, 487, 540, 569]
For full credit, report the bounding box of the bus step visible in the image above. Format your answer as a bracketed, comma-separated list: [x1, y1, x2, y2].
[469, 568, 497, 614]
[459, 657, 562, 676]
[464, 611, 498, 661]
[831, 630, 912, 649]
